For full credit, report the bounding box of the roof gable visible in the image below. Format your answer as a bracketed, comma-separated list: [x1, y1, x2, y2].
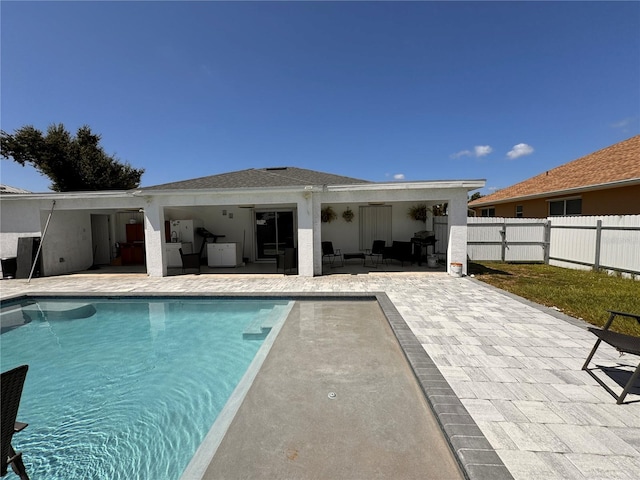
[470, 135, 640, 206]
[141, 167, 371, 191]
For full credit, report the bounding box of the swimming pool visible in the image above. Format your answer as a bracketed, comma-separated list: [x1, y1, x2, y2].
[0, 296, 293, 479]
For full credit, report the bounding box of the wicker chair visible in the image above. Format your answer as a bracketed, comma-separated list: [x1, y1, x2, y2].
[1, 364, 30, 479]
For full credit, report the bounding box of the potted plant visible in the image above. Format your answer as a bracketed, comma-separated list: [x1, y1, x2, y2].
[321, 206, 337, 223]
[342, 207, 354, 223]
[408, 204, 430, 222]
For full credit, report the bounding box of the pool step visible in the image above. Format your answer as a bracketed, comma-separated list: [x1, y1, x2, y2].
[0, 304, 33, 333]
[242, 306, 287, 340]
[261, 304, 288, 329]
[21, 302, 97, 322]
[242, 309, 271, 339]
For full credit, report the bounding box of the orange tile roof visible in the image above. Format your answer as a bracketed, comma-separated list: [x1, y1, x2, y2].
[470, 135, 640, 206]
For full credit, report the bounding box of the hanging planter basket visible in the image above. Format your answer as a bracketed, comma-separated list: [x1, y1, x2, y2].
[408, 204, 430, 222]
[342, 207, 354, 223]
[321, 206, 337, 223]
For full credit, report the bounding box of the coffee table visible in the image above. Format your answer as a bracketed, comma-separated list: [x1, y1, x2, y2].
[343, 252, 366, 265]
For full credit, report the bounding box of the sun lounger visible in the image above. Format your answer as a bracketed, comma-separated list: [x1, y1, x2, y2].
[582, 310, 640, 404]
[1, 364, 30, 479]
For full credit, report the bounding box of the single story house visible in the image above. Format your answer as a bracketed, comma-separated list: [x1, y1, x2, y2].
[469, 135, 640, 217]
[1, 167, 484, 277]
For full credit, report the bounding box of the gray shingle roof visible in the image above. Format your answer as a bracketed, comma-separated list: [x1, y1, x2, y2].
[141, 167, 372, 190]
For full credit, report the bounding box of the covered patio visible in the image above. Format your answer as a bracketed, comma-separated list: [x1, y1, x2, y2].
[1, 167, 482, 279]
[55, 253, 448, 277]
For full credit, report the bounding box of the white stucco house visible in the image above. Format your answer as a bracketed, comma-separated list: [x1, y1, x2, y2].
[0, 167, 484, 278]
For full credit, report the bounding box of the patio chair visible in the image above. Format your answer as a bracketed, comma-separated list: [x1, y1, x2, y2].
[582, 310, 640, 404]
[179, 248, 201, 274]
[364, 240, 387, 267]
[276, 247, 297, 274]
[321, 242, 343, 268]
[1, 364, 30, 480]
[384, 241, 413, 266]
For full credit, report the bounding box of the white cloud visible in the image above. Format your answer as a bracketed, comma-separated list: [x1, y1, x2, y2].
[507, 143, 534, 159]
[474, 145, 493, 157]
[450, 150, 471, 158]
[451, 145, 493, 159]
[450, 150, 472, 159]
[611, 117, 635, 130]
[393, 173, 405, 180]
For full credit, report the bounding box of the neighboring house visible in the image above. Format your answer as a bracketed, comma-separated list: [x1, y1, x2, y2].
[0, 167, 484, 277]
[0, 184, 31, 194]
[469, 135, 640, 217]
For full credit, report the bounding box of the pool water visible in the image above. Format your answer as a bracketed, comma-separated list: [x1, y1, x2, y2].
[0, 297, 292, 479]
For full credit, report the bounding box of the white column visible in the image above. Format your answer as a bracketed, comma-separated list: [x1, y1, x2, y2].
[446, 190, 469, 276]
[296, 192, 315, 277]
[312, 193, 323, 275]
[143, 200, 167, 277]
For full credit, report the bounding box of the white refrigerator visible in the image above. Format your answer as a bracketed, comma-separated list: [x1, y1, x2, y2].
[169, 219, 204, 252]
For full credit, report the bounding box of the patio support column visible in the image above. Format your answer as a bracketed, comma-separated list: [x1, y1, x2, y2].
[296, 192, 315, 277]
[447, 191, 469, 276]
[143, 200, 167, 277]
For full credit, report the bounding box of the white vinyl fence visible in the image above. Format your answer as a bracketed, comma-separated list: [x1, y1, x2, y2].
[433, 216, 449, 256]
[467, 217, 548, 262]
[548, 215, 640, 276]
[466, 215, 640, 277]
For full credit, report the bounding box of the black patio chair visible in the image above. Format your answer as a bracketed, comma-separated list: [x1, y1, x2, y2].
[582, 310, 640, 404]
[364, 240, 387, 267]
[179, 248, 201, 274]
[321, 242, 343, 268]
[1, 364, 30, 480]
[276, 247, 297, 274]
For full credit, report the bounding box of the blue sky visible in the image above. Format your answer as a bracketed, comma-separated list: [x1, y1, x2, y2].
[1, 1, 638, 195]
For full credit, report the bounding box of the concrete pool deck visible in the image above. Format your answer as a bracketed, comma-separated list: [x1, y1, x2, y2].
[1, 271, 639, 480]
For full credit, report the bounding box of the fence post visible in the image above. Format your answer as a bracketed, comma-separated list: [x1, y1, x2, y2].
[594, 220, 602, 271]
[500, 220, 507, 262]
[544, 219, 551, 264]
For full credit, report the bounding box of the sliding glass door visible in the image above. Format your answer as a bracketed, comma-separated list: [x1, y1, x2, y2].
[255, 210, 295, 261]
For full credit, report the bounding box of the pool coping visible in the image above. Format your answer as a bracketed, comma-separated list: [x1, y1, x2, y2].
[1, 291, 512, 480]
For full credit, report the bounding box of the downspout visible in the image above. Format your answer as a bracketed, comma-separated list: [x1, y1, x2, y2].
[28, 200, 56, 283]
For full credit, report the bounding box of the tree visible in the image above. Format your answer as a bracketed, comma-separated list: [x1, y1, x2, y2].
[1, 124, 144, 192]
[469, 192, 483, 201]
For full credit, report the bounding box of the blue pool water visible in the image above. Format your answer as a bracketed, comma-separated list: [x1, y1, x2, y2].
[0, 297, 292, 479]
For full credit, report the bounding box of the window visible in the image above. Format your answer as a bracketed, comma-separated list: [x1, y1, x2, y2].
[481, 207, 495, 217]
[549, 198, 582, 216]
[565, 198, 582, 215]
[515, 205, 523, 218]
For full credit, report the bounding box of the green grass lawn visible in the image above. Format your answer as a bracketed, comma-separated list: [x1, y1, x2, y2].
[469, 262, 640, 336]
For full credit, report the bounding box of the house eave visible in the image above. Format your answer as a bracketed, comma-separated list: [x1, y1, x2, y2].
[131, 179, 486, 197]
[0, 179, 487, 201]
[327, 179, 486, 192]
[0, 190, 132, 201]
